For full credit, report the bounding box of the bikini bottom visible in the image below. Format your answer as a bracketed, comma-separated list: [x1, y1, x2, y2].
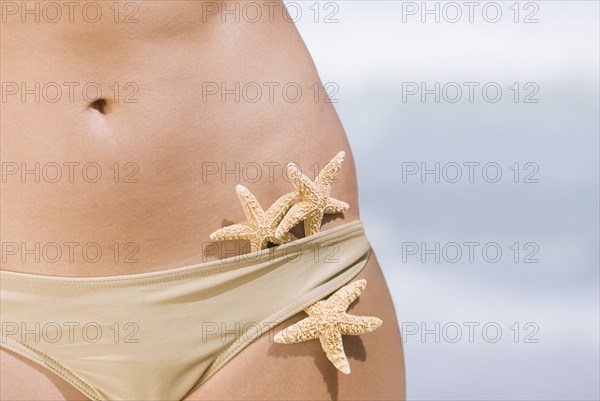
[0, 220, 371, 401]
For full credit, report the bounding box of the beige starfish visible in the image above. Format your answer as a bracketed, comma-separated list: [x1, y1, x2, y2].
[274, 279, 382, 374]
[275, 151, 349, 239]
[210, 185, 298, 252]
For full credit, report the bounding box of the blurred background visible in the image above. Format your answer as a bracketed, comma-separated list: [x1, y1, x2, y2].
[291, 1, 599, 399]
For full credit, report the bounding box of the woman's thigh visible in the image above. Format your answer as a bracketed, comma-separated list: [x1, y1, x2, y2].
[0, 349, 88, 400]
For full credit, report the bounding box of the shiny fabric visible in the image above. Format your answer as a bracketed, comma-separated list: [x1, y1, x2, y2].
[0, 221, 371, 401]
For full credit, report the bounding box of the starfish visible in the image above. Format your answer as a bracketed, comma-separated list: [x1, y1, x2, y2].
[274, 279, 382, 374]
[210, 185, 298, 252]
[275, 151, 349, 239]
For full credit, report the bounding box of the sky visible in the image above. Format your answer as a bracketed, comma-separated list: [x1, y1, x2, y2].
[291, 1, 600, 399]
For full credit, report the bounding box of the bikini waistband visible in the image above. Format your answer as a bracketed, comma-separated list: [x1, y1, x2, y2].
[0, 220, 368, 288]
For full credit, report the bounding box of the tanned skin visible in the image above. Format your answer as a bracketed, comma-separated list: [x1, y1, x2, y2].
[0, 1, 405, 399]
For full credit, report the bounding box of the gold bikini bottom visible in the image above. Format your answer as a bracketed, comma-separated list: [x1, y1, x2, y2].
[0, 220, 371, 401]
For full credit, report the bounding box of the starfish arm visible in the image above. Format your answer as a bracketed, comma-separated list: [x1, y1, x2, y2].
[324, 279, 368, 313]
[316, 151, 346, 187]
[210, 223, 256, 241]
[248, 236, 267, 253]
[274, 202, 316, 239]
[236, 185, 265, 223]
[267, 231, 297, 246]
[324, 197, 350, 214]
[303, 210, 325, 237]
[320, 329, 351, 374]
[338, 313, 383, 336]
[287, 163, 319, 203]
[304, 300, 325, 316]
[264, 191, 298, 227]
[274, 317, 319, 344]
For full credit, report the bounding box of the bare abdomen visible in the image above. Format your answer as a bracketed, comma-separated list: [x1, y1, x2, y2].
[0, 1, 357, 276]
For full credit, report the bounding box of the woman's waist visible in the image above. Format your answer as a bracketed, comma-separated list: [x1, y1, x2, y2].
[0, 168, 290, 276]
[0, 220, 368, 281]
[1, 148, 357, 277]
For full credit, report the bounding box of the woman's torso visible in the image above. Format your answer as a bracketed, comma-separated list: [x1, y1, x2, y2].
[1, 3, 405, 400]
[1, 0, 357, 276]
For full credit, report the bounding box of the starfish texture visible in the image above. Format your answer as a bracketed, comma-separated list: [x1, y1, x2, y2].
[275, 151, 349, 239]
[274, 279, 382, 374]
[210, 185, 298, 252]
